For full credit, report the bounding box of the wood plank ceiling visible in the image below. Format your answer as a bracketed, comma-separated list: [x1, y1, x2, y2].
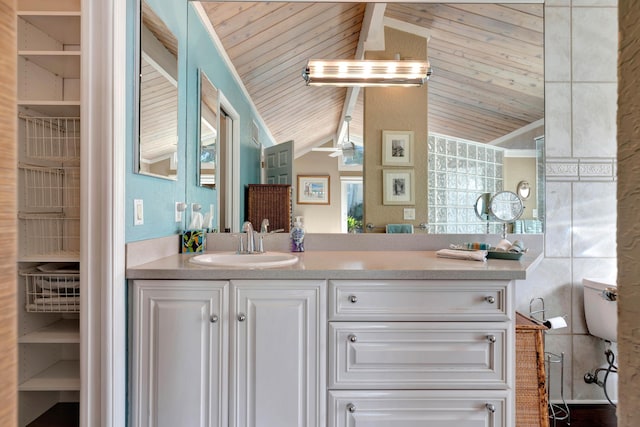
[198, 2, 544, 156]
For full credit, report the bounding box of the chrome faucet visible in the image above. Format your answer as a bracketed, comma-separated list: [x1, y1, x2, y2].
[240, 221, 256, 253]
[260, 218, 269, 233]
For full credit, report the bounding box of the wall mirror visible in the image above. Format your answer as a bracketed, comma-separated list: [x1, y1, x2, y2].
[188, 1, 544, 233]
[199, 70, 218, 188]
[135, 0, 179, 180]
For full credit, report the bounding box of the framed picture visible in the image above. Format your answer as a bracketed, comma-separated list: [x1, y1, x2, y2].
[382, 169, 415, 205]
[382, 130, 414, 166]
[297, 175, 330, 204]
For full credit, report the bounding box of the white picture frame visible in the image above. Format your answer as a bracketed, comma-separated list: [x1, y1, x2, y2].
[382, 169, 415, 205]
[382, 130, 414, 166]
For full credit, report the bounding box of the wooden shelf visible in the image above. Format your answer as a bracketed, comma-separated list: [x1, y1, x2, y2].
[17, 102, 80, 117]
[18, 254, 80, 263]
[17, 0, 80, 13]
[19, 319, 80, 344]
[19, 51, 80, 79]
[18, 14, 81, 46]
[19, 360, 80, 391]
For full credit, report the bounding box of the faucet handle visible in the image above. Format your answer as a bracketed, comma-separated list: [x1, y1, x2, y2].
[238, 233, 245, 254]
[258, 235, 265, 253]
[261, 218, 270, 233]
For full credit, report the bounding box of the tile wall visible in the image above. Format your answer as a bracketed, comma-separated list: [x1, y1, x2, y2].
[427, 134, 505, 234]
[515, 0, 619, 403]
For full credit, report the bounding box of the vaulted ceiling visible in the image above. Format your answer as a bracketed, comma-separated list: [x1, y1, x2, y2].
[196, 2, 544, 157]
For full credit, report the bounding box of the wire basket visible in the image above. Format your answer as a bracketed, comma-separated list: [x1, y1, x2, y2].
[22, 269, 80, 313]
[20, 164, 80, 210]
[18, 214, 80, 259]
[24, 117, 80, 162]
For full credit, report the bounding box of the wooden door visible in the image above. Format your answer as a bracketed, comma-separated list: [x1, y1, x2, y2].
[264, 140, 293, 184]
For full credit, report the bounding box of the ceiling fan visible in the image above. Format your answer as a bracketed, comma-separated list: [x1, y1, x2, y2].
[312, 116, 356, 157]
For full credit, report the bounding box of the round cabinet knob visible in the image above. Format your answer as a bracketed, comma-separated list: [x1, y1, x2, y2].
[209, 314, 218, 323]
[238, 313, 246, 322]
[346, 403, 356, 413]
[485, 403, 496, 413]
[487, 334, 497, 343]
[348, 334, 357, 343]
[349, 295, 358, 303]
[485, 295, 496, 304]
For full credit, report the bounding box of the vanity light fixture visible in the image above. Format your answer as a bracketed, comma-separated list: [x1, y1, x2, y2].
[302, 59, 432, 87]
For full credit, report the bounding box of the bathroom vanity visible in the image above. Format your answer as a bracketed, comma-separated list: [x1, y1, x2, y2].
[126, 245, 542, 427]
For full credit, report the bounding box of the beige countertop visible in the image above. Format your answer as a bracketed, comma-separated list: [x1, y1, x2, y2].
[126, 250, 543, 281]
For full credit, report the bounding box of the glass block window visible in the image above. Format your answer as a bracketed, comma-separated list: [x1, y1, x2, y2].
[428, 134, 505, 234]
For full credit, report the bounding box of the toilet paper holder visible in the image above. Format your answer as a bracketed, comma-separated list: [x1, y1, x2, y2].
[529, 297, 568, 329]
[529, 297, 571, 426]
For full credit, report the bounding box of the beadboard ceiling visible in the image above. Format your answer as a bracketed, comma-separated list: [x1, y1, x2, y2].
[198, 2, 544, 156]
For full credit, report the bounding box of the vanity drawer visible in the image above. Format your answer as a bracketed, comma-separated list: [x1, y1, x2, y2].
[329, 322, 510, 389]
[329, 280, 512, 321]
[328, 390, 508, 427]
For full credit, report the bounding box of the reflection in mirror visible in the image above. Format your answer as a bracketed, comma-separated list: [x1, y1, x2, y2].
[517, 180, 531, 200]
[489, 191, 524, 223]
[474, 193, 491, 222]
[199, 71, 218, 188]
[136, 0, 179, 180]
[189, 3, 544, 233]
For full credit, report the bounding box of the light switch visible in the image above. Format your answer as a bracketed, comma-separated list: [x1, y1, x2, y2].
[134, 199, 144, 225]
[175, 202, 186, 222]
[404, 208, 415, 220]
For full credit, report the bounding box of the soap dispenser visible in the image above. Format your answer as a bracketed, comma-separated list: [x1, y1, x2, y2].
[291, 216, 305, 252]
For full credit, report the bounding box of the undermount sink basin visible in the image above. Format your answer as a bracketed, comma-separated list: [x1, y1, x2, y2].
[189, 251, 299, 268]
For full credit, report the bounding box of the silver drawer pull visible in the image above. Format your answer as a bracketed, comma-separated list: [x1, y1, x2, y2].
[349, 295, 358, 303]
[485, 295, 496, 304]
[348, 334, 357, 343]
[487, 335, 496, 343]
[238, 313, 246, 322]
[485, 403, 496, 413]
[346, 403, 356, 413]
[210, 314, 218, 323]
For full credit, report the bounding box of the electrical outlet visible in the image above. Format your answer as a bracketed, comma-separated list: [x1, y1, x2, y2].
[403, 208, 415, 220]
[134, 199, 144, 225]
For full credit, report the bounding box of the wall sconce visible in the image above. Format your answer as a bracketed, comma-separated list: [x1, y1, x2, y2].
[302, 59, 432, 87]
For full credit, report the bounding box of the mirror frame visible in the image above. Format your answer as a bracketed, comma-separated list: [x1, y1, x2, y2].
[198, 69, 219, 189]
[134, 0, 180, 181]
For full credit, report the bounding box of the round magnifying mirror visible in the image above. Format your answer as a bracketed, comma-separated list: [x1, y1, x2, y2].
[489, 191, 524, 222]
[516, 180, 531, 200]
[474, 193, 492, 221]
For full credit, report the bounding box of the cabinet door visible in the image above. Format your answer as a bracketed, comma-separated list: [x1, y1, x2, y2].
[329, 390, 508, 427]
[131, 280, 228, 427]
[231, 280, 326, 427]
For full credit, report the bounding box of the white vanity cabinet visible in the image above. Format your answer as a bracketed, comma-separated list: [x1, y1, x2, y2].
[230, 280, 326, 427]
[130, 280, 229, 427]
[327, 280, 515, 427]
[130, 279, 326, 427]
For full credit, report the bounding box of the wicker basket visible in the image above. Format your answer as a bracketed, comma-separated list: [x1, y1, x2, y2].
[246, 184, 292, 233]
[516, 312, 550, 427]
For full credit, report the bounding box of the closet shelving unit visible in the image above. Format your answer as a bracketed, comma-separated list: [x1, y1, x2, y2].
[16, 0, 82, 425]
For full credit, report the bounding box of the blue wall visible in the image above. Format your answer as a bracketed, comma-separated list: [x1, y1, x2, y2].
[126, 0, 273, 243]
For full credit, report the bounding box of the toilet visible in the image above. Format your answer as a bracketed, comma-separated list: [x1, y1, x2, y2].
[583, 278, 618, 342]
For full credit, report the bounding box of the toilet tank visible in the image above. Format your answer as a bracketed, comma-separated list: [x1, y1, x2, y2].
[583, 278, 617, 342]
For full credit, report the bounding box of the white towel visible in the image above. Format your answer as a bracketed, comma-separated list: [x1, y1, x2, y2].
[436, 249, 487, 261]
